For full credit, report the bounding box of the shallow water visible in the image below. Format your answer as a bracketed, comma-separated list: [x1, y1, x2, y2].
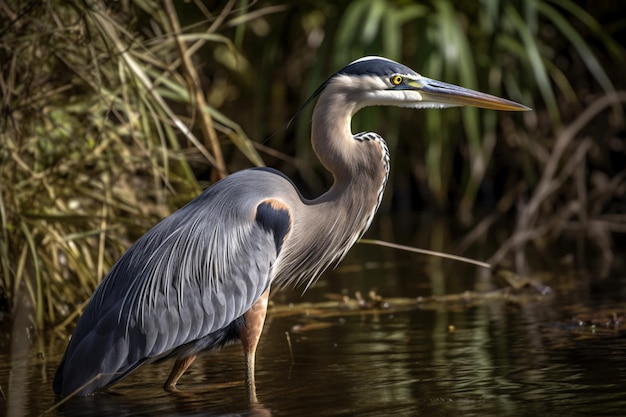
[2, 219, 626, 416]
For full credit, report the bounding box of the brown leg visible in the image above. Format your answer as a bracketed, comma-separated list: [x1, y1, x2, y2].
[240, 289, 270, 403]
[164, 355, 197, 392]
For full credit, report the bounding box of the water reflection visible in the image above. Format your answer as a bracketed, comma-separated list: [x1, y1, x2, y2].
[2, 215, 626, 416]
[54, 393, 271, 417]
[3, 292, 626, 416]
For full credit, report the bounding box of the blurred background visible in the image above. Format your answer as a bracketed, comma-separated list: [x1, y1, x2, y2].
[1, 0, 625, 332]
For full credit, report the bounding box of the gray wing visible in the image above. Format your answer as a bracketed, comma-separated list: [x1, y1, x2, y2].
[53, 168, 293, 396]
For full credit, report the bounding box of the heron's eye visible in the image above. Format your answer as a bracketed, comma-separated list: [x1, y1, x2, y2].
[391, 75, 403, 86]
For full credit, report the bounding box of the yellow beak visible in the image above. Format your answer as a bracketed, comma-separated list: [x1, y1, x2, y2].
[407, 78, 531, 111]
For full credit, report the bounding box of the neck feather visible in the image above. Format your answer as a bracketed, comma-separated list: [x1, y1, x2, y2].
[273, 84, 390, 290]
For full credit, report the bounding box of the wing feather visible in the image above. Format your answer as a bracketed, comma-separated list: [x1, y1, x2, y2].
[54, 169, 292, 396]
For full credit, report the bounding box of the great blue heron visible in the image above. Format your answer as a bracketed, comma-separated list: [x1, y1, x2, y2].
[53, 56, 529, 400]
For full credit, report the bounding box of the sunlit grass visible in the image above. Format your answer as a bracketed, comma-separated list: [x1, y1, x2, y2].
[0, 0, 623, 331]
[0, 0, 264, 330]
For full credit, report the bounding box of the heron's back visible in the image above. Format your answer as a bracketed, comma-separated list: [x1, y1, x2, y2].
[54, 168, 296, 396]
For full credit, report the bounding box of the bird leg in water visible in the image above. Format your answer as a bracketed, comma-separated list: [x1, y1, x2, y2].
[164, 355, 197, 392]
[240, 289, 270, 403]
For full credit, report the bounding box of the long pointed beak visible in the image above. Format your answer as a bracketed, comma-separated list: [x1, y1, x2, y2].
[408, 78, 531, 111]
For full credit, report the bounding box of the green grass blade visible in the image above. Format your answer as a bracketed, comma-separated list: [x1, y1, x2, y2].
[539, 1, 616, 95]
[505, 3, 559, 123]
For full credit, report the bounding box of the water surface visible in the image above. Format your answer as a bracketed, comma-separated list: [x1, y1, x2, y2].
[2, 219, 625, 416]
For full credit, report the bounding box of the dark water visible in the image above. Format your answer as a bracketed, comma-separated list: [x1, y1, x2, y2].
[2, 220, 626, 416]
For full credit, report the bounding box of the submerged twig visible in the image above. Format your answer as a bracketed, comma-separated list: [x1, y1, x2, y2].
[43, 373, 105, 415]
[270, 283, 549, 322]
[285, 331, 295, 365]
[359, 238, 491, 269]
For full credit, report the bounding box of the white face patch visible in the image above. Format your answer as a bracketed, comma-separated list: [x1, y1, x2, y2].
[324, 58, 467, 113]
[329, 75, 432, 111]
[331, 74, 387, 90]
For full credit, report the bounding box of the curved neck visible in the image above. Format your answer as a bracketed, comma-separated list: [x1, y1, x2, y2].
[311, 86, 358, 183]
[273, 83, 390, 290]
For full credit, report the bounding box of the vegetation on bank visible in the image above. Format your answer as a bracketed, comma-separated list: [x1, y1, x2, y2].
[1, 0, 624, 331]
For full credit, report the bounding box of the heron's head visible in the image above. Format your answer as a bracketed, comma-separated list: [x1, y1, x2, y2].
[309, 56, 530, 114]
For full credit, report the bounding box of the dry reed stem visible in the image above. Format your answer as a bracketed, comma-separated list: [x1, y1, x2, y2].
[164, 0, 226, 180]
[90, 4, 219, 168]
[489, 92, 626, 267]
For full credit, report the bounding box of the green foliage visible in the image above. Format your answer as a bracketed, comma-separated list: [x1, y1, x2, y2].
[1, 0, 624, 330]
[312, 0, 620, 217]
[0, 0, 262, 330]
